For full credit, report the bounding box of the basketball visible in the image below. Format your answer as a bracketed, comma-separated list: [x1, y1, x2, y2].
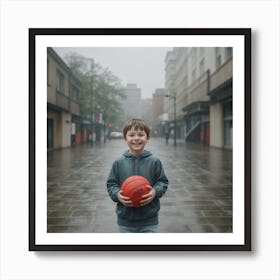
[120, 175, 150, 206]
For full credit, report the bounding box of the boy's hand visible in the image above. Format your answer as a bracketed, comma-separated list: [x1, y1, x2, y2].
[140, 185, 156, 206]
[117, 190, 133, 207]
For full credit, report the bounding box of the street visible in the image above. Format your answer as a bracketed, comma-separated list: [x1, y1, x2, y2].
[47, 138, 232, 233]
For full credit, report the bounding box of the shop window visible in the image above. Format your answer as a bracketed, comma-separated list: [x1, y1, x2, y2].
[223, 101, 232, 118]
[223, 101, 233, 148]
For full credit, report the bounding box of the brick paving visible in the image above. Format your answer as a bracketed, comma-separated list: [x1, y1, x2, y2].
[47, 138, 232, 233]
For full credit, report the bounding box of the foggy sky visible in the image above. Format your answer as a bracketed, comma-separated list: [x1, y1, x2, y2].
[54, 47, 171, 99]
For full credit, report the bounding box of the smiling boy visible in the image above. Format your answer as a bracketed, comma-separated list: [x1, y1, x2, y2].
[106, 118, 169, 233]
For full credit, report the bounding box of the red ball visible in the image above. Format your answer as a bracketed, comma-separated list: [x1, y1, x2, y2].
[120, 176, 150, 206]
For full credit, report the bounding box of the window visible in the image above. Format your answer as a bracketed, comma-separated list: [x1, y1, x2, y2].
[71, 85, 79, 101]
[192, 69, 196, 84]
[199, 58, 205, 76]
[199, 47, 205, 57]
[223, 101, 233, 147]
[215, 47, 222, 69]
[225, 47, 233, 60]
[223, 101, 232, 119]
[191, 48, 197, 65]
[47, 59, 50, 85]
[56, 70, 65, 94]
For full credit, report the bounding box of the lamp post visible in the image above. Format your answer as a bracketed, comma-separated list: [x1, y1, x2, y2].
[89, 59, 94, 146]
[85, 58, 95, 146]
[165, 92, 177, 146]
[94, 104, 102, 143]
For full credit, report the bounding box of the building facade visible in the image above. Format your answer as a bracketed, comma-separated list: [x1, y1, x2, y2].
[47, 47, 82, 150]
[164, 50, 178, 139]
[164, 51, 176, 116]
[164, 47, 233, 148]
[208, 49, 233, 148]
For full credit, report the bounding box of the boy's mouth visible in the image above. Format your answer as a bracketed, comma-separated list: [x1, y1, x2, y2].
[131, 142, 142, 147]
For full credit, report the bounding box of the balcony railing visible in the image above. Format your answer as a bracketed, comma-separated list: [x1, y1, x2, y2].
[48, 92, 80, 116]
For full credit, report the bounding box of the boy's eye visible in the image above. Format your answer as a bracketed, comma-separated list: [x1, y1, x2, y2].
[127, 133, 144, 137]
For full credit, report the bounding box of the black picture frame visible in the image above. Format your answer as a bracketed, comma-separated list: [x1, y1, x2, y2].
[29, 28, 251, 251]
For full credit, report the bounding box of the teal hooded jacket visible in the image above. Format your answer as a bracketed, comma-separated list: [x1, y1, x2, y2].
[106, 150, 169, 227]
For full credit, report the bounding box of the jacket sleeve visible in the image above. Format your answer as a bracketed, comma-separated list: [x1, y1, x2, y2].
[106, 161, 120, 202]
[153, 159, 168, 199]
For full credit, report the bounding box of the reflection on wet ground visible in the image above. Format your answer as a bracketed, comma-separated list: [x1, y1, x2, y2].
[47, 138, 232, 233]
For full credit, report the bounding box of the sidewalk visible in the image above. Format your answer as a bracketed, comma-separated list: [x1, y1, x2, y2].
[47, 138, 232, 233]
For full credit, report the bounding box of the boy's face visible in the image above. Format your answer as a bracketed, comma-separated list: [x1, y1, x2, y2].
[124, 127, 150, 156]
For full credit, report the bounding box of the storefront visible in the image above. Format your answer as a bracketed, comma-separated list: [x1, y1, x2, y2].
[183, 101, 210, 144]
[208, 78, 232, 149]
[223, 100, 233, 148]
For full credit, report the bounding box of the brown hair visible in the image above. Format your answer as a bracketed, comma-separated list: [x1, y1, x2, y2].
[123, 119, 150, 139]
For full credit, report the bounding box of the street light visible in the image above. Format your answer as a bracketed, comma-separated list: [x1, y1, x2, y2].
[89, 59, 94, 146]
[86, 58, 94, 146]
[165, 92, 177, 146]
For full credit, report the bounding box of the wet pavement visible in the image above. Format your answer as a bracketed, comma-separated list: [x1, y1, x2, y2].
[47, 138, 232, 233]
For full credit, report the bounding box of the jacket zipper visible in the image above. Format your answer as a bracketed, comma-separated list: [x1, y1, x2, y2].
[134, 158, 138, 175]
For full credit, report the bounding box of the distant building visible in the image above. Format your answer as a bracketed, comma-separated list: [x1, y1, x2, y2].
[141, 98, 153, 126]
[152, 88, 165, 136]
[121, 83, 142, 120]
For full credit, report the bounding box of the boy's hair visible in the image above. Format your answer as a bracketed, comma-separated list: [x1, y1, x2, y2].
[123, 119, 150, 139]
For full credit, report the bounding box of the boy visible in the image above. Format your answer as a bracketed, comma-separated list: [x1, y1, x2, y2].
[106, 118, 169, 233]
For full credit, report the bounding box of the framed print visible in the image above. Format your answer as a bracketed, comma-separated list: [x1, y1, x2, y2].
[29, 28, 251, 251]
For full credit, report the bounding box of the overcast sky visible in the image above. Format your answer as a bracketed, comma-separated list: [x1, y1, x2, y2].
[54, 47, 171, 99]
